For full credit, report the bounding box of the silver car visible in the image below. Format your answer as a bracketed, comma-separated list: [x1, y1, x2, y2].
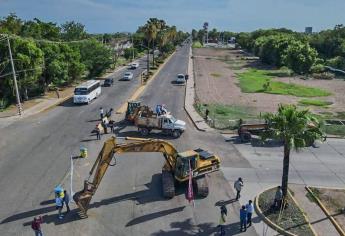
[122, 72, 134, 81]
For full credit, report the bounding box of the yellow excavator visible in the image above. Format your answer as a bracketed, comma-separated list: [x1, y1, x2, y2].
[73, 136, 221, 215]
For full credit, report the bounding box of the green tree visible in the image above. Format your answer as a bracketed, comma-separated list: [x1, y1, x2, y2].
[283, 41, 318, 74]
[124, 48, 138, 60]
[0, 13, 23, 34]
[78, 39, 112, 77]
[21, 18, 60, 40]
[61, 21, 87, 41]
[263, 104, 324, 198]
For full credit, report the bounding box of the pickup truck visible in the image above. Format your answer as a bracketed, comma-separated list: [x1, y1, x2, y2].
[135, 112, 186, 138]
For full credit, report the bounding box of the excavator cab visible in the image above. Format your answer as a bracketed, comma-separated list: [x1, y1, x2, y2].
[175, 151, 198, 180]
[125, 101, 141, 121]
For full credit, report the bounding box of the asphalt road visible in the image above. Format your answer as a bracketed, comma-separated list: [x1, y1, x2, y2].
[0, 56, 152, 235]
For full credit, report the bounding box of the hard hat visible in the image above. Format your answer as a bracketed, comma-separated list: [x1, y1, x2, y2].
[54, 185, 63, 193]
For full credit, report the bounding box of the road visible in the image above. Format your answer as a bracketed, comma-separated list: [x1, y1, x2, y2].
[3, 42, 344, 235]
[0, 56, 150, 235]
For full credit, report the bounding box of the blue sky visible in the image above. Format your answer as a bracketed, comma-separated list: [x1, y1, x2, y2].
[0, 0, 344, 33]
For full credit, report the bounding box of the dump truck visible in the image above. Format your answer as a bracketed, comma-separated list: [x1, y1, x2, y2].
[135, 112, 186, 138]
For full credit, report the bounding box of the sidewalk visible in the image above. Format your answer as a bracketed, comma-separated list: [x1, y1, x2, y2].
[289, 184, 339, 236]
[184, 47, 214, 132]
[0, 58, 142, 128]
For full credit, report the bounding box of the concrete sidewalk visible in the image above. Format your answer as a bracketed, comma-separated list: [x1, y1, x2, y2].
[184, 47, 214, 132]
[289, 184, 339, 236]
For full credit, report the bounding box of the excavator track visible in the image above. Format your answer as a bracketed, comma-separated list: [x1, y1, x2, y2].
[194, 176, 209, 197]
[162, 170, 175, 198]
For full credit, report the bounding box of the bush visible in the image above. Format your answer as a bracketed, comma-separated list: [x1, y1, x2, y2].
[124, 48, 138, 60]
[192, 41, 203, 48]
[311, 64, 325, 74]
[312, 72, 335, 80]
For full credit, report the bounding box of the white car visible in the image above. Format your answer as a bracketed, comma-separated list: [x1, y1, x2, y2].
[130, 63, 139, 69]
[176, 74, 186, 84]
[122, 72, 134, 81]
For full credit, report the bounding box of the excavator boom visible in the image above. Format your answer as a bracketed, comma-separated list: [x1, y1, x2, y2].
[73, 136, 179, 215]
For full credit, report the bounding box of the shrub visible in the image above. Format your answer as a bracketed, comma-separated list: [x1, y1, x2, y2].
[310, 64, 325, 74]
[312, 72, 335, 80]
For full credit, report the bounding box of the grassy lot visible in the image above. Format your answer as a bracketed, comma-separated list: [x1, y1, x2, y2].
[192, 41, 203, 48]
[299, 99, 333, 107]
[258, 188, 314, 236]
[237, 69, 331, 97]
[194, 103, 257, 129]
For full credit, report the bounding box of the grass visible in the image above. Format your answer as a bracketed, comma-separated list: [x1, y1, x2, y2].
[210, 73, 222, 78]
[194, 103, 257, 129]
[299, 99, 333, 107]
[258, 188, 314, 236]
[236, 69, 331, 97]
[192, 41, 203, 48]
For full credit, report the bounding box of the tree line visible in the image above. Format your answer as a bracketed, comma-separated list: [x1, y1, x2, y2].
[192, 26, 345, 75]
[0, 14, 187, 108]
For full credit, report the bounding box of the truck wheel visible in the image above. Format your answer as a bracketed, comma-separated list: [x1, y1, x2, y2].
[240, 132, 251, 142]
[172, 130, 181, 138]
[162, 170, 175, 198]
[140, 128, 149, 136]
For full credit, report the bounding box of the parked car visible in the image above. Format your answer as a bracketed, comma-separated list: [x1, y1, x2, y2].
[122, 72, 134, 81]
[175, 74, 186, 84]
[103, 78, 114, 87]
[130, 63, 139, 69]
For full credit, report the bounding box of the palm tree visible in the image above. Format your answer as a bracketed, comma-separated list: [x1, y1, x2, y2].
[262, 104, 325, 198]
[143, 22, 157, 74]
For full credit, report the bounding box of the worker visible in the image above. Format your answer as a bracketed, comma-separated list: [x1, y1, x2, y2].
[156, 104, 162, 116]
[234, 177, 244, 200]
[161, 104, 167, 115]
[31, 216, 43, 236]
[205, 109, 209, 120]
[106, 108, 113, 118]
[102, 120, 108, 134]
[100, 107, 104, 120]
[219, 205, 227, 236]
[55, 195, 64, 219]
[108, 119, 115, 133]
[274, 186, 283, 209]
[95, 125, 101, 140]
[63, 190, 70, 213]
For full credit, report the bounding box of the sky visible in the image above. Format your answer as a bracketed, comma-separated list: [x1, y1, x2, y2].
[0, 0, 344, 33]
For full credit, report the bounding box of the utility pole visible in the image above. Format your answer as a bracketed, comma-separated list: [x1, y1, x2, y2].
[131, 35, 134, 60]
[7, 37, 22, 116]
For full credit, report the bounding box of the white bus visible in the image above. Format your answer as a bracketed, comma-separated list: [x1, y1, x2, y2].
[73, 80, 101, 104]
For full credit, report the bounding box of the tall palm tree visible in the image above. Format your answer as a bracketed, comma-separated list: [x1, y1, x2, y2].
[143, 22, 157, 74]
[262, 104, 325, 198]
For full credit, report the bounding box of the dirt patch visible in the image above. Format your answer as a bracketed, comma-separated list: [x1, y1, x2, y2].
[193, 47, 345, 115]
[310, 187, 345, 232]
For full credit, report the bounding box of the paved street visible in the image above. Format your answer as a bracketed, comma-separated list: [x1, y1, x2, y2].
[1, 43, 345, 236]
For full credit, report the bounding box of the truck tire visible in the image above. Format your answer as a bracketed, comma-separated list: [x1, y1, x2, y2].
[172, 130, 181, 138]
[193, 176, 209, 198]
[140, 128, 149, 136]
[162, 170, 175, 198]
[240, 132, 251, 143]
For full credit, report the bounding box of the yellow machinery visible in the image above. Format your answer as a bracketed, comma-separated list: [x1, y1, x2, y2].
[73, 136, 221, 215]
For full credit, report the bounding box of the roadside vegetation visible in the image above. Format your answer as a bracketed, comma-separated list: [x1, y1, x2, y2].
[237, 69, 331, 97]
[298, 99, 333, 107]
[192, 41, 202, 48]
[0, 14, 188, 109]
[258, 188, 314, 236]
[194, 103, 257, 129]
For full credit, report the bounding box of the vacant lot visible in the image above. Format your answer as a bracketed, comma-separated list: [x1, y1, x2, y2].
[193, 47, 345, 115]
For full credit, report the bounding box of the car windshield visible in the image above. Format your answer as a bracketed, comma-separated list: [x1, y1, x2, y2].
[105, 79, 111, 83]
[125, 73, 131, 76]
[74, 88, 88, 95]
[177, 75, 184, 79]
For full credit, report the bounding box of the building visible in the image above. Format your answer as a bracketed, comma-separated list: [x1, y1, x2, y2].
[305, 27, 313, 34]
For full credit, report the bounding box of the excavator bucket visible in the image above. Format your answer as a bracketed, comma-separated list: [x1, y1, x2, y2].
[73, 181, 95, 216]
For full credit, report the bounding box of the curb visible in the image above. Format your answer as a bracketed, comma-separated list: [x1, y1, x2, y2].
[116, 51, 176, 114]
[305, 186, 345, 236]
[288, 189, 318, 236]
[183, 46, 206, 132]
[254, 186, 317, 236]
[254, 187, 297, 236]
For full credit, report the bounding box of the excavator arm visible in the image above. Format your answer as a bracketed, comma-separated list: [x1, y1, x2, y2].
[73, 136, 178, 215]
